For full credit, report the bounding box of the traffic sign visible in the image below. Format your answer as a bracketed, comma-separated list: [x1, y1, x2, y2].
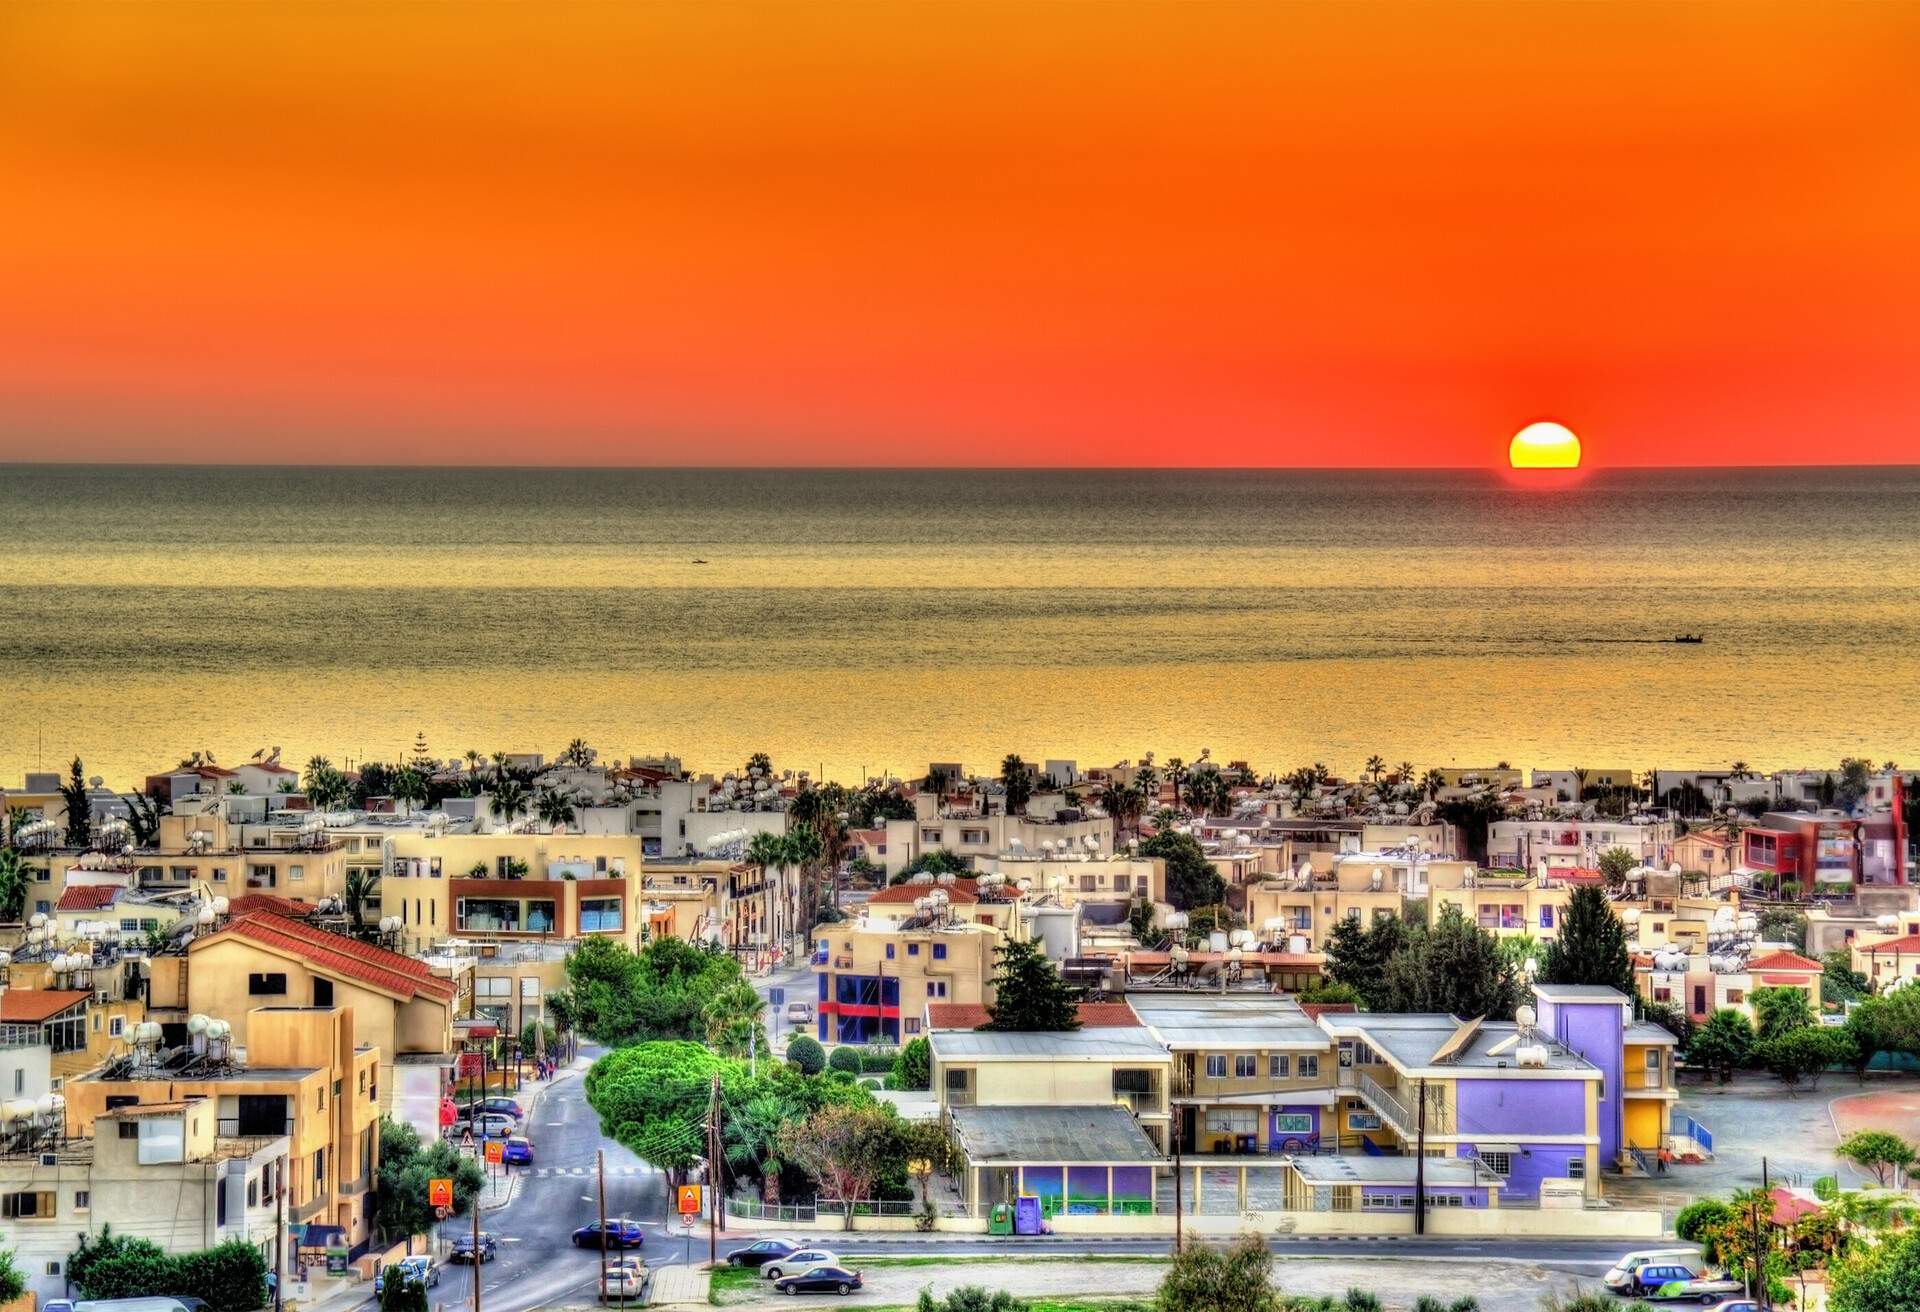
[676, 1183, 702, 1215]
[483, 1139, 505, 1164]
[768, 986, 785, 1007]
[428, 1177, 454, 1208]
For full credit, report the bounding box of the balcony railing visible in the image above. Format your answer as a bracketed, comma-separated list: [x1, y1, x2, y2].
[1352, 1070, 1449, 1137]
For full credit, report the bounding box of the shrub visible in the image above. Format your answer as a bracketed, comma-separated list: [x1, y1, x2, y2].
[0, 1246, 24, 1304]
[1676, 1199, 1736, 1259]
[381, 1270, 430, 1312]
[859, 1046, 899, 1073]
[786, 1035, 826, 1075]
[891, 1037, 932, 1091]
[916, 1287, 1025, 1312]
[828, 1045, 864, 1074]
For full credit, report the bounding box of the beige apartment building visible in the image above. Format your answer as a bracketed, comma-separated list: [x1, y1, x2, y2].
[65, 1005, 381, 1245]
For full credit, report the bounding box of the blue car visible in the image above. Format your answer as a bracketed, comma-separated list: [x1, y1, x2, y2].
[573, 1218, 645, 1250]
[502, 1135, 533, 1165]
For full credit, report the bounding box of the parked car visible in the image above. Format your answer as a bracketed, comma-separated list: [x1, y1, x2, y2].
[772, 1266, 863, 1296]
[785, 1001, 814, 1025]
[449, 1232, 499, 1263]
[1603, 1250, 1701, 1293]
[573, 1218, 646, 1250]
[1647, 1278, 1745, 1304]
[1624, 1264, 1710, 1297]
[1704, 1301, 1760, 1312]
[374, 1257, 440, 1295]
[600, 1259, 646, 1301]
[728, 1239, 802, 1270]
[476, 1096, 525, 1120]
[453, 1112, 517, 1140]
[502, 1135, 534, 1165]
[763, 1248, 838, 1281]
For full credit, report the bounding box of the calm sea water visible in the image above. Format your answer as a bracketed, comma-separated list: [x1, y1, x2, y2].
[1, 464, 1915, 787]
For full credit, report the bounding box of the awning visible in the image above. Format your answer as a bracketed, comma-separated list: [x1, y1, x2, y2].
[297, 1225, 346, 1249]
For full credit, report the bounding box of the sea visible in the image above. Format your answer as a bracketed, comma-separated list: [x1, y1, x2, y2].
[0, 464, 1916, 789]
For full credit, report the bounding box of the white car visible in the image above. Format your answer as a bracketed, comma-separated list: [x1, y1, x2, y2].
[600, 1259, 646, 1301]
[762, 1248, 837, 1281]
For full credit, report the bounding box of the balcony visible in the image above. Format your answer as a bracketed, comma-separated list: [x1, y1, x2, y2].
[291, 1193, 328, 1223]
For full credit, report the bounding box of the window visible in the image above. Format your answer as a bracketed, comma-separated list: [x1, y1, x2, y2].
[1234, 1055, 1257, 1079]
[314, 1148, 325, 1182]
[1539, 906, 1555, 929]
[907, 943, 919, 956]
[120, 918, 140, 932]
[1479, 1151, 1512, 1175]
[1204, 1108, 1256, 1135]
[932, 944, 946, 961]
[119, 1121, 140, 1139]
[10, 1070, 19, 1094]
[2, 1191, 55, 1218]
[212, 867, 228, 883]
[579, 898, 623, 932]
[1205, 1055, 1227, 1079]
[1114, 875, 1131, 893]
[1270, 1054, 1290, 1078]
[74, 1190, 90, 1211]
[885, 943, 895, 960]
[109, 1017, 124, 1038]
[926, 981, 947, 998]
[248, 973, 288, 996]
[904, 1019, 921, 1035]
[1726, 989, 1745, 1005]
[1298, 1055, 1320, 1078]
[1080, 875, 1097, 892]
[1567, 1157, 1586, 1180]
[313, 979, 334, 1007]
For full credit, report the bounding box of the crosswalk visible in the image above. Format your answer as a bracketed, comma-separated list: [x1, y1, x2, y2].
[528, 1165, 647, 1177]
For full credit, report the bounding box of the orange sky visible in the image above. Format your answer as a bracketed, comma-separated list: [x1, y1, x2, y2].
[3, 1, 1918, 468]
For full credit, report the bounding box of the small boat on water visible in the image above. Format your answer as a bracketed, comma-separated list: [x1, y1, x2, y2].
[1672, 634, 1703, 644]
[691, 559, 708, 565]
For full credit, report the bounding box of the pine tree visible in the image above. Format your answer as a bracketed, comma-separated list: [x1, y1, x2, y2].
[984, 939, 1080, 1031]
[1540, 886, 1634, 995]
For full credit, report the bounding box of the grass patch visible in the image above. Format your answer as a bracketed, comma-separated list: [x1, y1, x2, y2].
[707, 1263, 762, 1304]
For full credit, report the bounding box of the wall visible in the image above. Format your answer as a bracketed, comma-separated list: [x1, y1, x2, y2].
[1536, 996, 1624, 1166]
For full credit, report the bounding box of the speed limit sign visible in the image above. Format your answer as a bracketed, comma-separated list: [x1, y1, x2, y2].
[679, 1212, 694, 1231]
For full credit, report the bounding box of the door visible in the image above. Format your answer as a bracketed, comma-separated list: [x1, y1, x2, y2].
[314, 978, 335, 1007]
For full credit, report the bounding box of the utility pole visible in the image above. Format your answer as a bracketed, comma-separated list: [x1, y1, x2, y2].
[1171, 1104, 1184, 1253]
[596, 1149, 608, 1298]
[1414, 1077, 1427, 1235]
[274, 1168, 285, 1312]
[1751, 1157, 1772, 1310]
[471, 1195, 482, 1312]
[708, 1072, 723, 1262]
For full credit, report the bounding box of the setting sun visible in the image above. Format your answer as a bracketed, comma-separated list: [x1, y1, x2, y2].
[1509, 421, 1583, 469]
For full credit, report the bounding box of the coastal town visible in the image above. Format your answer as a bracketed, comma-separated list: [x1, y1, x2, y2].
[1, 743, 1916, 1312]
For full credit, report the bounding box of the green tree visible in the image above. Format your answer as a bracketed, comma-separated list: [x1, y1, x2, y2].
[551, 935, 764, 1047]
[1323, 913, 1410, 1011]
[0, 846, 26, 922]
[1596, 845, 1638, 888]
[172, 1240, 270, 1312]
[1675, 1198, 1737, 1259]
[1836, 1130, 1916, 1188]
[343, 867, 380, 935]
[1752, 1026, 1852, 1090]
[778, 1102, 904, 1229]
[787, 1034, 827, 1074]
[61, 756, 93, 848]
[984, 938, 1081, 1032]
[1686, 1009, 1754, 1082]
[1824, 950, 1871, 1004]
[560, 737, 596, 768]
[1138, 829, 1227, 911]
[999, 754, 1036, 815]
[1382, 907, 1522, 1018]
[488, 777, 530, 829]
[1182, 765, 1232, 816]
[1100, 780, 1146, 836]
[374, 1116, 483, 1241]
[380, 1269, 430, 1312]
[585, 1041, 728, 1180]
[534, 787, 578, 831]
[1539, 886, 1633, 995]
[0, 1245, 24, 1304]
[1154, 1231, 1279, 1312]
[1823, 1222, 1920, 1312]
[890, 1036, 932, 1090]
[1752, 986, 1816, 1041]
[390, 766, 429, 816]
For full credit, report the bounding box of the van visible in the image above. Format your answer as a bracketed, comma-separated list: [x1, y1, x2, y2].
[1603, 1249, 1700, 1292]
[785, 1001, 813, 1025]
[76, 1299, 212, 1312]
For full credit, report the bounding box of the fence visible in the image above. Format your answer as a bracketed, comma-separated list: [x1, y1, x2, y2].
[1680, 1115, 1714, 1156]
[727, 1197, 971, 1223]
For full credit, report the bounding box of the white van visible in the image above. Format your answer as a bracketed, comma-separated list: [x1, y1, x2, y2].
[1603, 1248, 1702, 1292]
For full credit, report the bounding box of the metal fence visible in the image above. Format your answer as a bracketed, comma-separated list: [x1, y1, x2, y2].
[1680, 1115, 1714, 1156]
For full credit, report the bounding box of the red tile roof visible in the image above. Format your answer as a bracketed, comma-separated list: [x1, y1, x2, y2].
[249, 762, 296, 774]
[1863, 933, 1920, 955]
[1746, 950, 1822, 973]
[869, 878, 980, 906]
[192, 913, 457, 1003]
[1768, 1187, 1823, 1227]
[924, 1001, 1138, 1031]
[225, 893, 317, 919]
[0, 989, 91, 1023]
[57, 884, 123, 911]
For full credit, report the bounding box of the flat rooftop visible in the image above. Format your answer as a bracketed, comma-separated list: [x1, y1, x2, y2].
[929, 1027, 1168, 1063]
[1289, 1155, 1490, 1188]
[1129, 996, 1331, 1050]
[1318, 1014, 1599, 1075]
[948, 1105, 1163, 1164]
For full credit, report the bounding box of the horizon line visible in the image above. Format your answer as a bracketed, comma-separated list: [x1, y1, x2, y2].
[2, 459, 1917, 474]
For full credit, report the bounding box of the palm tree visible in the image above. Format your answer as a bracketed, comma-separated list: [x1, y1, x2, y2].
[999, 754, 1035, 816]
[1397, 760, 1416, 787]
[1729, 760, 1750, 780]
[391, 767, 428, 817]
[342, 867, 380, 935]
[463, 749, 483, 778]
[489, 778, 530, 831]
[1101, 781, 1145, 836]
[534, 788, 577, 832]
[560, 737, 594, 768]
[0, 847, 27, 922]
[1420, 768, 1448, 802]
[1365, 755, 1385, 784]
